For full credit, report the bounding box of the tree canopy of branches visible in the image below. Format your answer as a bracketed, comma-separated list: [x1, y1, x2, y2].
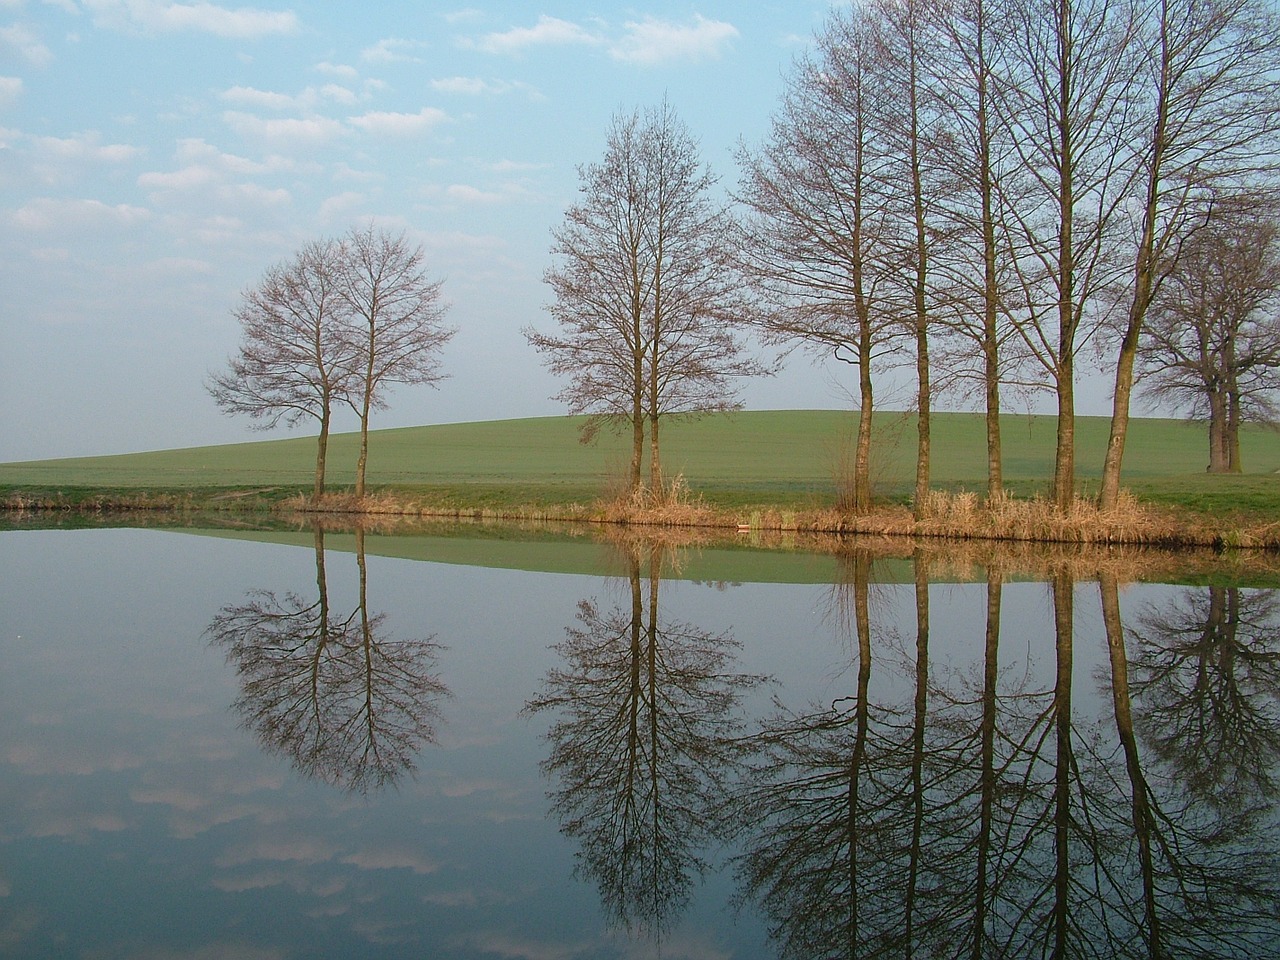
[339, 224, 454, 498]
[208, 223, 453, 501]
[736, 9, 898, 515]
[527, 100, 766, 497]
[207, 238, 351, 501]
[1138, 199, 1280, 471]
[739, 0, 1280, 514]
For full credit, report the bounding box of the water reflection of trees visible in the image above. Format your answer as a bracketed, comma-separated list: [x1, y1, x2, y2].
[1128, 585, 1280, 806]
[733, 551, 1280, 959]
[525, 537, 764, 937]
[206, 524, 448, 793]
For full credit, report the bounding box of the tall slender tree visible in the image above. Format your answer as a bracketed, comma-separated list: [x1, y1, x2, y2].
[997, 0, 1144, 510]
[737, 8, 898, 515]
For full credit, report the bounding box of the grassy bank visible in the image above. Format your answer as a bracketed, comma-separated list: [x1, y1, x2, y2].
[2, 410, 1277, 545]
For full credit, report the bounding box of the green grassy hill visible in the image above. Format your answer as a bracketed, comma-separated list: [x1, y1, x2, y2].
[2, 410, 1276, 512]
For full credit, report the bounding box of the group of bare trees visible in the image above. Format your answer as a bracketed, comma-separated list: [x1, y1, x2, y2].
[208, 224, 453, 501]
[530, 0, 1279, 512]
[211, 0, 1278, 512]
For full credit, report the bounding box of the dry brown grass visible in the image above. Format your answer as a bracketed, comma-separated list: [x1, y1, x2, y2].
[276, 486, 1280, 551]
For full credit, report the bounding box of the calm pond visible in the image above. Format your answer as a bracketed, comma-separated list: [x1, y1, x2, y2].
[2, 521, 1278, 959]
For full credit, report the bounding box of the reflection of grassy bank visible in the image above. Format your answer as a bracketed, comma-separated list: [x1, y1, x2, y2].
[2, 411, 1278, 546]
[6, 510, 1280, 587]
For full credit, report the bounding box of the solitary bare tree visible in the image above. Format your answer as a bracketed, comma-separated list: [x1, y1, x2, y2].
[339, 223, 454, 498]
[528, 101, 764, 498]
[208, 239, 351, 501]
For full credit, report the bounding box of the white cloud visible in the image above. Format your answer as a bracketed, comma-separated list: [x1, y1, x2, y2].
[31, 132, 143, 166]
[220, 84, 297, 111]
[317, 190, 365, 222]
[347, 106, 447, 136]
[611, 15, 739, 65]
[315, 60, 358, 79]
[139, 164, 219, 191]
[11, 196, 151, 231]
[82, 0, 299, 39]
[319, 83, 357, 105]
[468, 15, 600, 55]
[0, 75, 23, 107]
[223, 110, 346, 148]
[429, 76, 540, 99]
[361, 36, 427, 63]
[0, 23, 53, 65]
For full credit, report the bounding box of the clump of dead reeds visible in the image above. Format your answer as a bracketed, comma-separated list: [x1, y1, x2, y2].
[596, 473, 723, 527]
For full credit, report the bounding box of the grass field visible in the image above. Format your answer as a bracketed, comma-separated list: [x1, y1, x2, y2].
[2, 409, 1277, 515]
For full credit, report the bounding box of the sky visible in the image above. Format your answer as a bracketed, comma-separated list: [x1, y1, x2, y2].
[0, 0, 1109, 463]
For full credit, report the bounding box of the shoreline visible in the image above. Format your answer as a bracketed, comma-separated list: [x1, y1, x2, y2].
[4, 485, 1277, 551]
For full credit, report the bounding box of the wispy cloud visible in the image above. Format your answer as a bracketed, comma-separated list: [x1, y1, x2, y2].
[222, 110, 346, 148]
[32, 131, 142, 165]
[611, 15, 739, 65]
[315, 60, 358, 79]
[11, 196, 151, 231]
[466, 15, 600, 55]
[0, 75, 23, 107]
[361, 36, 428, 63]
[0, 23, 54, 65]
[429, 76, 541, 99]
[347, 106, 448, 136]
[219, 83, 363, 111]
[82, 0, 299, 39]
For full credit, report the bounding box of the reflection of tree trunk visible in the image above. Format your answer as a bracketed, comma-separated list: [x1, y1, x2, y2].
[647, 549, 662, 914]
[906, 550, 930, 945]
[1051, 570, 1073, 958]
[848, 550, 872, 950]
[356, 525, 378, 771]
[1100, 573, 1164, 959]
[971, 570, 1001, 960]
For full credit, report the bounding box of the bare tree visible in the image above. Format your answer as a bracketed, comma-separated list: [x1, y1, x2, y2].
[736, 8, 899, 515]
[528, 101, 763, 497]
[1138, 198, 1280, 471]
[340, 223, 454, 498]
[207, 238, 351, 501]
[1098, 0, 1280, 506]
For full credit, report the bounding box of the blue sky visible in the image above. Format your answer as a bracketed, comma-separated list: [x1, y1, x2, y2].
[1, 0, 1106, 462]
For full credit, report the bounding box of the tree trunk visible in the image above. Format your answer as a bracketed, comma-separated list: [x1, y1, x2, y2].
[853, 336, 875, 515]
[355, 405, 370, 499]
[977, 7, 1003, 502]
[1227, 387, 1243, 473]
[1207, 387, 1228, 472]
[314, 399, 330, 503]
[1054, 361, 1076, 510]
[1100, 324, 1140, 509]
[649, 414, 662, 496]
[630, 405, 644, 494]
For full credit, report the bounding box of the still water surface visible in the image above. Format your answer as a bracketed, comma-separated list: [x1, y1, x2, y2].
[1, 524, 1278, 959]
